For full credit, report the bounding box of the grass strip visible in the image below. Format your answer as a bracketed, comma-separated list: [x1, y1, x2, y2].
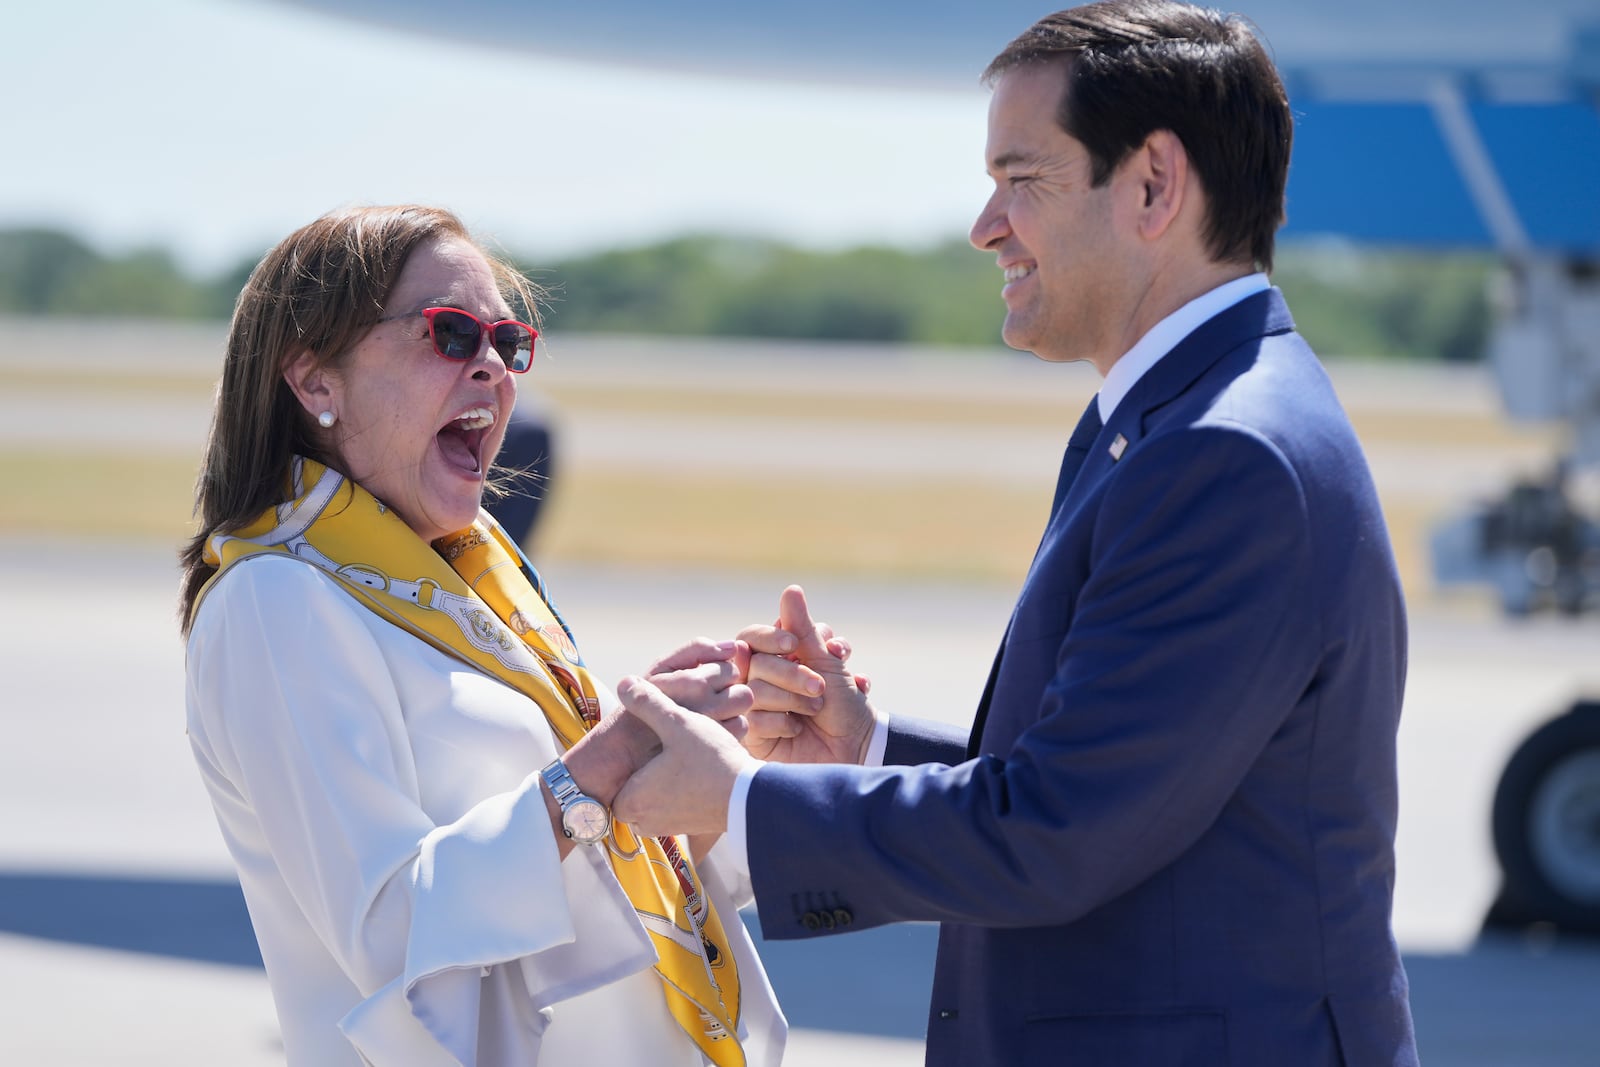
[1, 448, 1439, 597]
[0, 363, 1551, 450]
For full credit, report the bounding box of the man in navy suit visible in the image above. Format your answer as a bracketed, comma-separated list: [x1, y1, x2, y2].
[610, 2, 1417, 1063]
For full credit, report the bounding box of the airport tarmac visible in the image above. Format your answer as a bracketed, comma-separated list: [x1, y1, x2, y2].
[2, 327, 1597, 1063]
[1, 544, 1598, 1065]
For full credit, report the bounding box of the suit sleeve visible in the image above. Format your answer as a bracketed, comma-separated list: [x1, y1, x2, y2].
[883, 714, 968, 767]
[747, 424, 1321, 937]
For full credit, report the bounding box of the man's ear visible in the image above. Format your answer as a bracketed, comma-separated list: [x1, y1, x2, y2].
[283, 347, 336, 417]
[1132, 129, 1189, 242]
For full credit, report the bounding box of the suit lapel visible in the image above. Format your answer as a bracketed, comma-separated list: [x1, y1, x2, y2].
[1068, 288, 1292, 503]
[966, 395, 1104, 756]
[965, 289, 1293, 755]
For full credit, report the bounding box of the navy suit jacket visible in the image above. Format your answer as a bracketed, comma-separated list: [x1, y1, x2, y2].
[746, 290, 1418, 1066]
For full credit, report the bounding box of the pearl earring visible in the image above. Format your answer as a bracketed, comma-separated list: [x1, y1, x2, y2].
[317, 411, 336, 429]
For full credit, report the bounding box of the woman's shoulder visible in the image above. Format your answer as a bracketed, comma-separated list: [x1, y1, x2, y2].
[204, 551, 344, 604]
[188, 552, 364, 649]
[185, 553, 401, 736]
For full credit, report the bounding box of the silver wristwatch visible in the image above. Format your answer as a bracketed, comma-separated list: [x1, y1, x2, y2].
[540, 758, 612, 845]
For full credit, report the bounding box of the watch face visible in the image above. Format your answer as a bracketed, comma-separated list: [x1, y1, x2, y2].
[564, 797, 611, 845]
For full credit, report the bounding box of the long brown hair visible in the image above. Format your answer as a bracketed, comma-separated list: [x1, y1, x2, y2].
[178, 205, 540, 633]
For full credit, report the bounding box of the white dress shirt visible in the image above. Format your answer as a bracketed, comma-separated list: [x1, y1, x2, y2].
[725, 273, 1271, 873]
[187, 554, 784, 1067]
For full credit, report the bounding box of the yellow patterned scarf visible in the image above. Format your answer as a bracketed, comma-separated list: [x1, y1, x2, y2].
[194, 457, 743, 1066]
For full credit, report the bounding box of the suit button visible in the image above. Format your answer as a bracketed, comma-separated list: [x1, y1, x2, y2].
[819, 910, 836, 929]
[800, 911, 821, 930]
[832, 908, 853, 928]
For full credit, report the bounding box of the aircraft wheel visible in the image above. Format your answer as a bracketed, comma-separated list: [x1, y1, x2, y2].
[1492, 704, 1600, 933]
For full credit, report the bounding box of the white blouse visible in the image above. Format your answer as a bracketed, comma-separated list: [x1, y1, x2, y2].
[185, 554, 784, 1067]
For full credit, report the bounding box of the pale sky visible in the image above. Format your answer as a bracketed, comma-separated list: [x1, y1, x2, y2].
[2, 0, 991, 274]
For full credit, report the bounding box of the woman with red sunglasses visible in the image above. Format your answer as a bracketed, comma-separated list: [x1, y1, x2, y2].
[178, 205, 790, 1066]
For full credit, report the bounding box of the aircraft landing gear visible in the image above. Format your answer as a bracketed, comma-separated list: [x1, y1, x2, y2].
[1490, 702, 1600, 934]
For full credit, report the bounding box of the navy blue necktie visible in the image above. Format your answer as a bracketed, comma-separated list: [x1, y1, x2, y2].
[1048, 394, 1105, 515]
[968, 394, 1104, 756]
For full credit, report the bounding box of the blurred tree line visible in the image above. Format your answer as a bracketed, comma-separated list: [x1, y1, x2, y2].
[0, 226, 1494, 361]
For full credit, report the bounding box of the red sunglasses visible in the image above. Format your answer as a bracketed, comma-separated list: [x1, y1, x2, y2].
[382, 306, 537, 373]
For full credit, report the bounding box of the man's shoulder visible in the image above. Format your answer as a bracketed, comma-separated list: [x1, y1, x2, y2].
[1143, 322, 1330, 433]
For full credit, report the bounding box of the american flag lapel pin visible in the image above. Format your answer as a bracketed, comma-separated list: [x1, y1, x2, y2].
[1109, 433, 1128, 461]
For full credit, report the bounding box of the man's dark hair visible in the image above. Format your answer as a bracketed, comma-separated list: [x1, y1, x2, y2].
[985, 0, 1291, 271]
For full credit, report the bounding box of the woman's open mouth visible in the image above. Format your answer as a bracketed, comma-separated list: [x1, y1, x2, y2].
[436, 406, 495, 475]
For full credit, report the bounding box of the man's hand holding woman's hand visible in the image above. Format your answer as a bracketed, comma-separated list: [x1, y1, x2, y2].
[737, 585, 877, 766]
[606, 587, 879, 839]
[612, 676, 755, 837]
[571, 637, 754, 798]
[645, 637, 756, 739]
